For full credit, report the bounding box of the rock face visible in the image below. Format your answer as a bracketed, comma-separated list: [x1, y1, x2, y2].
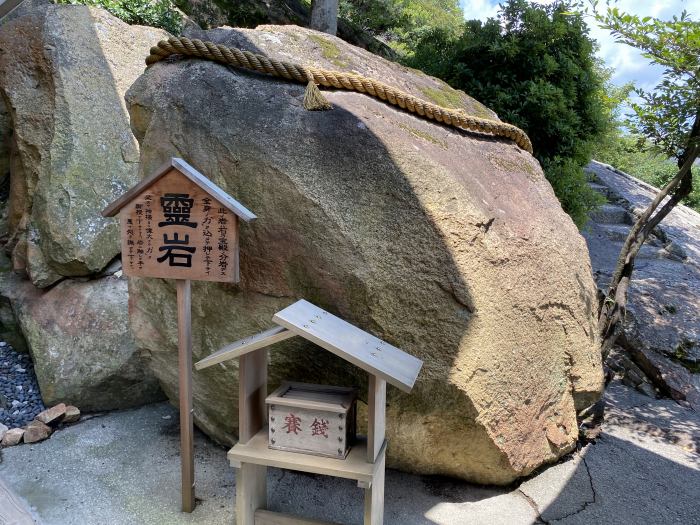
[584, 161, 700, 409]
[0, 6, 165, 412]
[126, 25, 603, 484]
[0, 266, 162, 411]
[175, 0, 396, 59]
[0, 5, 170, 287]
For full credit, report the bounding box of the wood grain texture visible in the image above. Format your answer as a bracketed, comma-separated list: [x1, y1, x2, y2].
[363, 450, 385, 525]
[367, 376, 386, 463]
[119, 169, 241, 282]
[102, 157, 256, 221]
[273, 300, 423, 393]
[268, 405, 350, 459]
[195, 326, 295, 370]
[255, 509, 340, 525]
[177, 279, 195, 513]
[266, 382, 356, 459]
[266, 382, 356, 413]
[239, 348, 268, 444]
[228, 429, 385, 485]
[237, 463, 267, 525]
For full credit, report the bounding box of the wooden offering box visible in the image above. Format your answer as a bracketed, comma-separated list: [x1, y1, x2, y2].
[267, 382, 357, 459]
[194, 299, 424, 525]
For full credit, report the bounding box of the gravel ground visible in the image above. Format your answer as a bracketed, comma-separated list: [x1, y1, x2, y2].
[0, 343, 45, 429]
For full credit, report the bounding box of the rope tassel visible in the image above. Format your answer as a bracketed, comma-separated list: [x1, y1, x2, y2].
[144, 36, 533, 153]
[303, 80, 332, 111]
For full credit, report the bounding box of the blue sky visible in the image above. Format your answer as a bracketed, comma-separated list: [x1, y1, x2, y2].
[459, 0, 700, 92]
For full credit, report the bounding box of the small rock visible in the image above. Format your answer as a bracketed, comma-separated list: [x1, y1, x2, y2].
[0, 422, 8, 441]
[63, 405, 80, 424]
[636, 382, 657, 399]
[582, 425, 603, 441]
[23, 420, 52, 443]
[35, 403, 67, 425]
[1, 427, 25, 446]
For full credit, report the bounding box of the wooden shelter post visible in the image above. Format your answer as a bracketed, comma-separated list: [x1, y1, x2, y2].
[365, 375, 386, 524]
[177, 279, 195, 512]
[367, 375, 386, 463]
[237, 348, 268, 524]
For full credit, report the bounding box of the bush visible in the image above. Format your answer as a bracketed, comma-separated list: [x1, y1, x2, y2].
[407, 0, 611, 227]
[57, 0, 183, 34]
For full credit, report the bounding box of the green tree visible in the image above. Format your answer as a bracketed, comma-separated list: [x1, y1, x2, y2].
[338, 0, 463, 55]
[579, 3, 700, 360]
[57, 0, 182, 34]
[408, 0, 610, 227]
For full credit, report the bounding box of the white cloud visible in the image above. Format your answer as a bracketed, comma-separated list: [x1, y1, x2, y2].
[460, 0, 499, 21]
[459, 0, 700, 91]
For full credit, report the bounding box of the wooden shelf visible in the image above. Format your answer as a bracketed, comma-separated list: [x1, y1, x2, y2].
[228, 428, 386, 486]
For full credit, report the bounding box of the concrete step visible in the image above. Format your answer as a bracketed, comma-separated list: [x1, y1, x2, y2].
[590, 204, 632, 225]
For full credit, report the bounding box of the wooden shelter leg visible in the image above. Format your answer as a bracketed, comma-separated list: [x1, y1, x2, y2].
[176, 279, 195, 512]
[236, 347, 268, 524]
[363, 450, 385, 525]
[237, 463, 267, 525]
[367, 376, 386, 462]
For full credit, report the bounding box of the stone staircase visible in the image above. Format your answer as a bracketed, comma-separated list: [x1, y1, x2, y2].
[584, 172, 687, 266]
[582, 161, 700, 410]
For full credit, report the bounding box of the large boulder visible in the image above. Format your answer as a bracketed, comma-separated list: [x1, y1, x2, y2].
[0, 261, 163, 411]
[0, 6, 165, 410]
[0, 5, 169, 287]
[126, 25, 603, 484]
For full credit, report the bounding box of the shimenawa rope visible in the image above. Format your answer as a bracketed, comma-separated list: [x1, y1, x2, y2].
[145, 36, 533, 154]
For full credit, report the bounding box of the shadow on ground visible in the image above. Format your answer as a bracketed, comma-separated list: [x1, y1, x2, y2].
[1, 381, 698, 524]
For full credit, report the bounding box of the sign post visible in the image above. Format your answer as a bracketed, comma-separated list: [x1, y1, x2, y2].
[177, 278, 194, 511]
[102, 158, 256, 512]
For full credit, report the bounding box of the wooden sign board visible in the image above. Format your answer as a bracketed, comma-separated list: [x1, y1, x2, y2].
[102, 158, 256, 513]
[120, 169, 239, 282]
[103, 158, 256, 283]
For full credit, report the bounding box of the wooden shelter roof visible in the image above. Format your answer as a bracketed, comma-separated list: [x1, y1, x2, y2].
[195, 299, 423, 393]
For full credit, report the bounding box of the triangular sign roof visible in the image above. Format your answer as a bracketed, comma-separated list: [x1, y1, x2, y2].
[195, 299, 423, 393]
[101, 157, 257, 221]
